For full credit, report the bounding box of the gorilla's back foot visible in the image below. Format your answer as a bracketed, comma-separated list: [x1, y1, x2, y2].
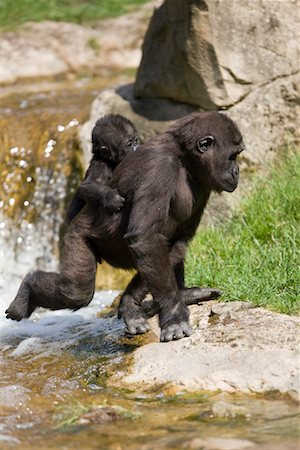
[5, 273, 35, 321]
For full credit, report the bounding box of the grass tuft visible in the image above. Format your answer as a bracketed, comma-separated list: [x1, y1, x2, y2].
[186, 150, 300, 315]
[0, 0, 151, 30]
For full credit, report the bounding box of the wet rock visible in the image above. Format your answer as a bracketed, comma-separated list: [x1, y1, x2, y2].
[183, 437, 255, 450]
[120, 302, 300, 398]
[77, 406, 120, 425]
[0, 385, 30, 407]
[42, 377, 80, 398]
[10, 337, 42, 356]
[0, 434, 20, 444]
[212, 400, 248, 418]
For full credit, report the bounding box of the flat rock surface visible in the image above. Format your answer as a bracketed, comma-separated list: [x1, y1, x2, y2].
[122, 301, 300, 399]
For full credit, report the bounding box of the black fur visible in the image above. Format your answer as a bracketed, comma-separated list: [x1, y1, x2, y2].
[6, 112, 244, 342]
[68, 114, 139, 222]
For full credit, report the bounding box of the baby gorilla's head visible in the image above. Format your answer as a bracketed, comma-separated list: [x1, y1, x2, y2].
[92, 114, 139, 164]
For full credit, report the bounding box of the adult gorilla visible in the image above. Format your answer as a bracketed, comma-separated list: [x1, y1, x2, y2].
[6, 112, 244, 342]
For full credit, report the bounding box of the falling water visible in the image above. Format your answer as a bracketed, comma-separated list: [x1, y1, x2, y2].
[0, 113, 83, 313]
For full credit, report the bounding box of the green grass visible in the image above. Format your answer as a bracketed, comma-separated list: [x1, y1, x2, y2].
[186, 150, 300, 315]
[0, 0, 151, 30]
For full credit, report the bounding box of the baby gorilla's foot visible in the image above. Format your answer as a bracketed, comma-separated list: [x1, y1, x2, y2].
[118, 296, 150, 335]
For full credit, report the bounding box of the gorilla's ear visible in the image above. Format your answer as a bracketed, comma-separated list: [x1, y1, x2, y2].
[99, 145, 111, 159]
[92, 144, 111, 159]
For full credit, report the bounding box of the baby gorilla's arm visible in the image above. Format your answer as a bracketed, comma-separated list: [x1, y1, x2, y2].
[67, 160, 124, 222]
[78, 178, 125, 212]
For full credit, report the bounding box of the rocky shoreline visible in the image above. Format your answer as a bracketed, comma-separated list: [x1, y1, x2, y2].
[117, 301, 300, 400]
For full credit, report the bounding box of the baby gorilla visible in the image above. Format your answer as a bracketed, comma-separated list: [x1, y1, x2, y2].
[5, 113, 138, 321]
[68, 114, 139, 222]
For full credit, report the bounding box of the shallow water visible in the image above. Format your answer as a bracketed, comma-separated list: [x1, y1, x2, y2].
[1, 291, 299, 450]
[0, 79, 299, 449]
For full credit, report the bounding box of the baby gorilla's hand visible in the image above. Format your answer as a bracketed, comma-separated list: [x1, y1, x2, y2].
[105, 189, 125, 212]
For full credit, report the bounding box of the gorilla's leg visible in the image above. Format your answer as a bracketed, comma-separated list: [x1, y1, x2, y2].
[126, 233, 191, 341]
[5, 272, 39, 321]
[117, 262, 220, 335]
[6, 230, 97, 321]
[118, 273, 150, 334]
[174, 261, 185, 289]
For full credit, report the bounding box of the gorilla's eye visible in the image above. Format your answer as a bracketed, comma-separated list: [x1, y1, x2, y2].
[197, 135, 215, 153]
[132, 137, 139, 151]
[128, 137, 139, 151]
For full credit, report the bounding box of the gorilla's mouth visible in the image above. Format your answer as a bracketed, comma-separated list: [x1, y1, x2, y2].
[222, 180, 238, 192]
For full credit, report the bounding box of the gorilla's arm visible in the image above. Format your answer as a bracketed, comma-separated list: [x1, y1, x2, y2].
[67, 194, 86, 223]
[122, 150, 193, 341]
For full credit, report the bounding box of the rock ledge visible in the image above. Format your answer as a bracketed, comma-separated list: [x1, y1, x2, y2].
[121, 301, 300, 399]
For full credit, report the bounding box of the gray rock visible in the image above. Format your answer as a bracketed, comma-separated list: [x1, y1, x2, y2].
[79, 0, 300, 178]
[0, 385, 30, 407]
[120, 302, 300, 398]
[135, 0, 300, 108]
[211, 400, 248, 418]
[229, 72, 300, 168]
[10, 337, 42, 356]
[210, 0, 300, 103]
[0, 435, 20, 445]
[134, 0, 230, 109]
[183, 437, 256, 450]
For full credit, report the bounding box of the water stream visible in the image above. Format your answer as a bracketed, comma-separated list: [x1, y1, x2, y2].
[0, 78, 299, 449]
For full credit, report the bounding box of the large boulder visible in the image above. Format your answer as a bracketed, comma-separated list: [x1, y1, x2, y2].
[134, 0, 230, 109]
[134, 0, 300, 108]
